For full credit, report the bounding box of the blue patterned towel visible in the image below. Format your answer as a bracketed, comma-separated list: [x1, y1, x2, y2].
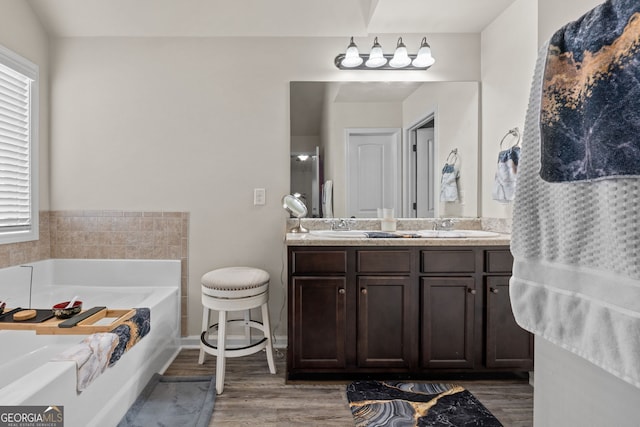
[109, 308, 151, 366]
[492, 146, 521, 202]
[540, 0, 640, 182]
[364, 232, 420, 238]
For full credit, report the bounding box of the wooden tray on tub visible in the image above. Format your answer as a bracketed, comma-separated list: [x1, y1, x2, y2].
[0, 307, 136, 335]
[35, 307, 136, 335]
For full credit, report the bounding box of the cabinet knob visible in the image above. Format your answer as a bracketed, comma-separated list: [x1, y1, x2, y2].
[490, 287, 499, 294]
[338, 288, 345, 295]
[468, 288, 476, 295]
[361, 288, 368, 295]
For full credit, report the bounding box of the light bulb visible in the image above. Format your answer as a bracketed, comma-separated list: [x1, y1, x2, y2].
[412, 37, 435, 68]
[341, 37, 363, 68]
[389, 37, 411, 68]
[365, 37, 387, 68]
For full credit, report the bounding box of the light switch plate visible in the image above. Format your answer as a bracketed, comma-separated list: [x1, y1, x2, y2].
[254, 188, 266, 205]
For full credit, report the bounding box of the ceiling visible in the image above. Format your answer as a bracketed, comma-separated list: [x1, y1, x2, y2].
[27, 0, 517, 38]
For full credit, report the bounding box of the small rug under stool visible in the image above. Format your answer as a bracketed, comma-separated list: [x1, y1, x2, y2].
[347, 381, 502, 427]
[117, 374, 216, 427]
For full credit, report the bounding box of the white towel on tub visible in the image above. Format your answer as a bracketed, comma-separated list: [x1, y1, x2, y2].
[510, 33, 640, 388]
[52, 332, 119, 392]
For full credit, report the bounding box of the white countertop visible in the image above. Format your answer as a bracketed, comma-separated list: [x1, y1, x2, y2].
[285, 232, 511, 247]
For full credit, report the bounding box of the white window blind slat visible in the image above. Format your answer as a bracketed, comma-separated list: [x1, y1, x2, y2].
[0, 103, 28, 120]
[0, 134, 28, 148]
[0, 95, 28, 114]
[0, 66, 28, 86]
[0, 106, 28, 124]
[0, 85, 29, 109]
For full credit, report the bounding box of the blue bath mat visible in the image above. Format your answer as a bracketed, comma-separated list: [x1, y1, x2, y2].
[347, 381, 502, 427]
[117, 374, 215, 427]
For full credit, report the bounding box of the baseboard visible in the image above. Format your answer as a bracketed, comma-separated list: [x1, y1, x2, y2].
[181, 334, 288, 349]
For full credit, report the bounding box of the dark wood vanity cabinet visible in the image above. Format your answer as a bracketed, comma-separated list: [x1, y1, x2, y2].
[484, 250, 534, 369]
[287, 245, 533, 379]
[290, 276, 347, 369]
[421, 276, 476, 369]
[288, 250, 348, 370]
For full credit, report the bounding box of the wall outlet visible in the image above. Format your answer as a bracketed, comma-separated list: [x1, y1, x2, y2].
[254, 188, 266, 205]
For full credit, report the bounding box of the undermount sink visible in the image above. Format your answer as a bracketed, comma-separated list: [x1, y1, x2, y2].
[309, 230, 369, 238]
[416, 229, 500, 238]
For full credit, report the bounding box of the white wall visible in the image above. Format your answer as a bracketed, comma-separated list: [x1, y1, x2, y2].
[480, 0, 537, 219]
[538, 0, 603, 47]
[533, 1, 640, 426]
[403, 82, 480, 218]
[0, 0, 50, 210]
[49, 34, 480, 337]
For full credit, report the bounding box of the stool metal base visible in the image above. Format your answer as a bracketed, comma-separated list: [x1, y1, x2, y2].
[200, 319, 268, 358]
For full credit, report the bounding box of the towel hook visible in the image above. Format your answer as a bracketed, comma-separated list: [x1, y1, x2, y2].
[500, 127, 521, 150]
[445, 148, 458, 165]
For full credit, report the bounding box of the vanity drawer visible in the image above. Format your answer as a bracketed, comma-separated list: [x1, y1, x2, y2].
[291, 250, 347, 274]
[421, 250, 476, 273]
[357, 250, 412, 273]
[485, 250, 514, 273]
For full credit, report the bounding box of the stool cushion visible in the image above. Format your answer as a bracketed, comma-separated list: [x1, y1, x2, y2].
[201, 267, 269, 298]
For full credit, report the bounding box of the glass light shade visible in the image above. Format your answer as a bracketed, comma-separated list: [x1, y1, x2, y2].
[341, 37, 363, 68]
[412, 38, 435, 68]
[365, 37, 387, 68]
[389, 38, 411, 68]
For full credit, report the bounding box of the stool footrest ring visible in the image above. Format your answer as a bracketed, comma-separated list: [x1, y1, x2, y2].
[200, 319, 269, 358]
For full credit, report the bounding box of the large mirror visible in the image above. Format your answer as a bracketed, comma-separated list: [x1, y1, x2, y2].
[290, 81, 480, 219]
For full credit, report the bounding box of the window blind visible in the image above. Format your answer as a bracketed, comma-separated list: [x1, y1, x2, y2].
[0, 62, 31, 231]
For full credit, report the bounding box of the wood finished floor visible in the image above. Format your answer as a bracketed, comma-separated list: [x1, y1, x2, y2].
[163, 349, 533, 427]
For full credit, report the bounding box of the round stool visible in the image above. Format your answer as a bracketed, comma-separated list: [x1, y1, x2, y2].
[198, 266, 276, 394]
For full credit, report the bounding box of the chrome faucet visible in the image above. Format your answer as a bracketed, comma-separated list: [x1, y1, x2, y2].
[433, 218, 456, 231]
[326, 218, 356, 231]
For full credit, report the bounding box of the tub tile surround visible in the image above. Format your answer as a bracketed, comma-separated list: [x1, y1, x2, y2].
[0, 210, 190, 336]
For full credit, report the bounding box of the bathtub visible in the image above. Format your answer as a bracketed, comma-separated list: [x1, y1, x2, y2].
[0, 259, 181, 427]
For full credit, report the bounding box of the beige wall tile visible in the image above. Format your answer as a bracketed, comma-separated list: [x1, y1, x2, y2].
[45, 210, 189, 335]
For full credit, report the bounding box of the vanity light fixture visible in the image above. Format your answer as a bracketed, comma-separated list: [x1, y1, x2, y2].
[388, 37, 411, 68]
[335, 36, 435, 70]
[412, 37, 436, 68]
[340, 37, 364, 68]
[364, 37, 387, 68]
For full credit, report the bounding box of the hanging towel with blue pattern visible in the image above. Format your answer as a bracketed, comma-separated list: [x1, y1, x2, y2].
[492, 145, 521, 203]
[540, 0, 640, 182]
[440, 163, 459, 202]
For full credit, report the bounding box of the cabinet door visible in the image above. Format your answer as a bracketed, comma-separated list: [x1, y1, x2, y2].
[421, 277, 475, 369]
[486, 276, 533, 369]
[291, 277, 347, 369]
[357, 276, 415, 368]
